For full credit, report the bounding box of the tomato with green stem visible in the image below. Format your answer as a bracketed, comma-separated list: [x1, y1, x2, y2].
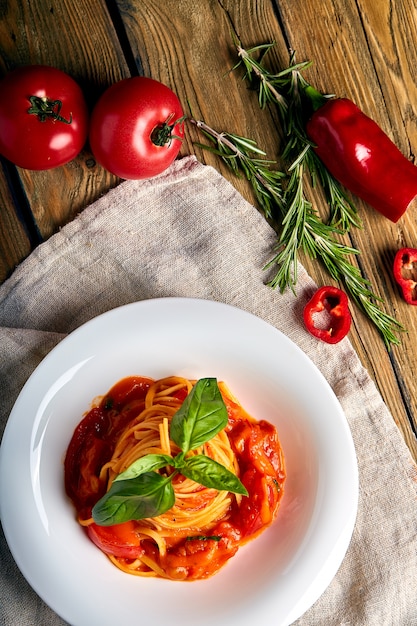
[89, 76, 185, 180]
[0, 65, 88, 170]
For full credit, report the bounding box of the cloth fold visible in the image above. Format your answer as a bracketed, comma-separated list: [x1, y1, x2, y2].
[1, 155, 416, 625]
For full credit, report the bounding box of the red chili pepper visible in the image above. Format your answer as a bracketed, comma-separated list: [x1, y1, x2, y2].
[306, 96, 417, 223]
[393, 248, 417, 305]
[303, 286, 351, 344]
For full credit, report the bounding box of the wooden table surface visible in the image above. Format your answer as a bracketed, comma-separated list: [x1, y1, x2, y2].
[1, 1, 417, 462]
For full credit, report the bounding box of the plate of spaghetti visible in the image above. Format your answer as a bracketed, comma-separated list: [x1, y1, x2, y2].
[0, 298, 358, 626]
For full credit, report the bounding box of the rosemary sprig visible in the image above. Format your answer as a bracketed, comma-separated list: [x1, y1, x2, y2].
[308, 150, 362, 231]
[230, 40, 403, 347]
[190, 116, 403, 347]
[235, 43, 362, 231]
[191, 119, 285, 219]
[311, 235, 402, 347]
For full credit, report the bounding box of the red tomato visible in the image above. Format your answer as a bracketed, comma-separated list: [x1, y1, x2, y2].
[89, 76, 184, 179]
[0, 65, 88, 170]
[87, 522, 144, 559]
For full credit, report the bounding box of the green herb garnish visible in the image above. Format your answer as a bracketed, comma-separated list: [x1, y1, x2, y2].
[186, 535, 222, 542]
[92, 378, 248, 526]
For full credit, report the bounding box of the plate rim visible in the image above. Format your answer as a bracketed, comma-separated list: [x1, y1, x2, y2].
[0, 297, 359, 626]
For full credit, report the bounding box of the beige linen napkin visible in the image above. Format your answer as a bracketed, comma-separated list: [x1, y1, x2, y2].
[1, 155, 416, 625]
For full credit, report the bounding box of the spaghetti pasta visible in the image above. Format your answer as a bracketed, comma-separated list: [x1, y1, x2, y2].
[65, 375, 286, 581]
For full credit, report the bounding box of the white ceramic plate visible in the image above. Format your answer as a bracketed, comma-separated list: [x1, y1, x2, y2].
[0, 298, 358, 626]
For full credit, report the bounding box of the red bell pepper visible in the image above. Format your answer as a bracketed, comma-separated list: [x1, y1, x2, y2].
[306, 95, 417, 223]
[303, 286, 351, 344]
[393, 248, 417, 305]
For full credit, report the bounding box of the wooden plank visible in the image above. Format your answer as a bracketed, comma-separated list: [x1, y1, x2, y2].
[0, 162, 32, 281]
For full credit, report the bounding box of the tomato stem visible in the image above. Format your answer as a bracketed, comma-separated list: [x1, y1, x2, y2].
[151, 114, 186, 146]
[27, 95, 72, 124]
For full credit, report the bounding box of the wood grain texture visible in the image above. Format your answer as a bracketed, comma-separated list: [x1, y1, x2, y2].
[0, 0, 416, 459]
[0, 161, 32, 279]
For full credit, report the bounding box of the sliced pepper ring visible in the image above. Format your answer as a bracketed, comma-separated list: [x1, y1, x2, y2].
[303, 286, 351, 344]
[393, 248, 417, 305]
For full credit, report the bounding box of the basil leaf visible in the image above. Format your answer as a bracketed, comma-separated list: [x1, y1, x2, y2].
[92, 472, 175, 525]
[181, 455, 248, 496]
[114, 454, 173, 482]
[170, 378, 228, 453]
[171, 451, 186, 469]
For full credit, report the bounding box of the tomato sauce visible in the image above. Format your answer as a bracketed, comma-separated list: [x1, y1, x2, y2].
[64, 377, 286, 580]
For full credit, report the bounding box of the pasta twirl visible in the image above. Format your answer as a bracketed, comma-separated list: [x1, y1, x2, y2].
[65, 376, 286, 581]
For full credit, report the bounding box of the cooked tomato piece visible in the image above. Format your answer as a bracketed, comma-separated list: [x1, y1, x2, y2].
[87, 522, 144, 559]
